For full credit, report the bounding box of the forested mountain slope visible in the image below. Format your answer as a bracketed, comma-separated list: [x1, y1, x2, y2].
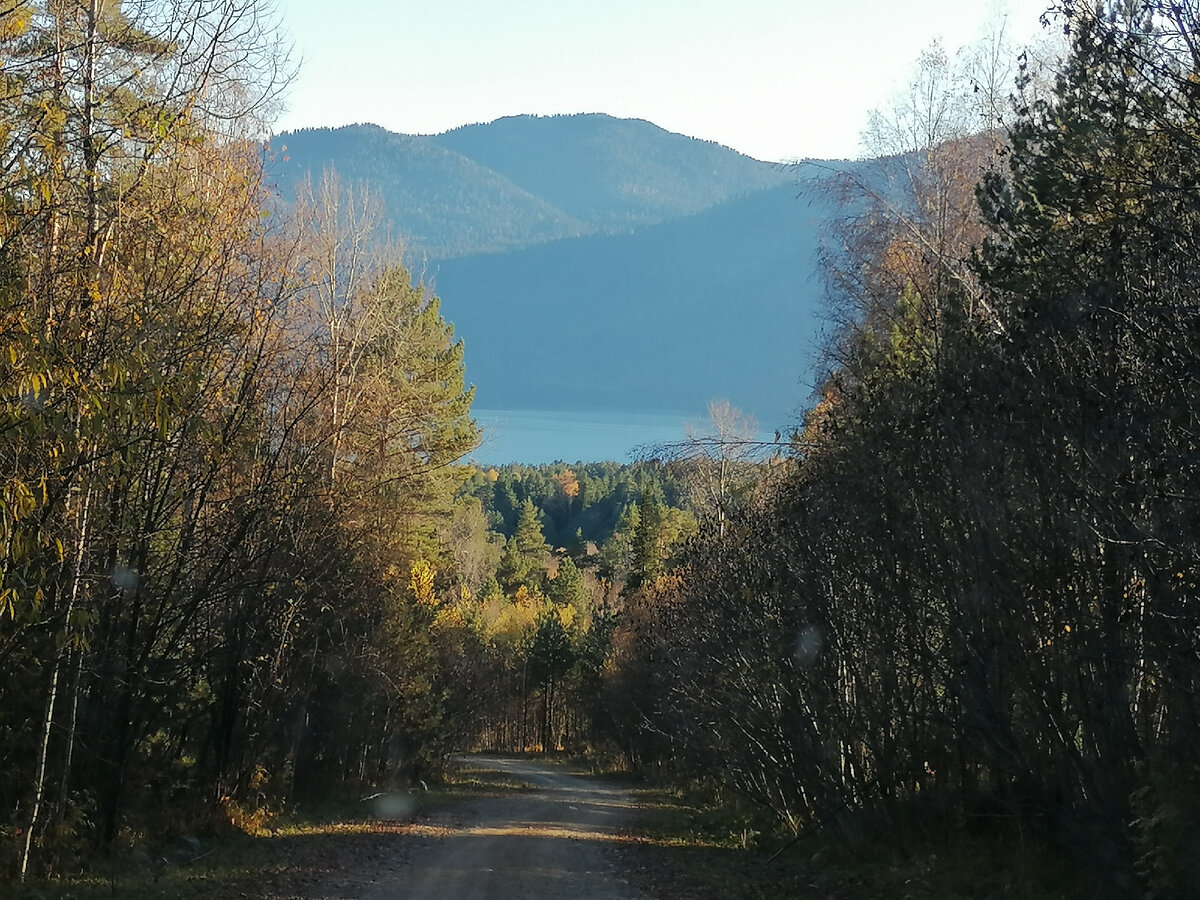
[267, 116, 842, 428]
[268, 124, 592, 258]
[431, 183, 832, 422]
[268, 114, 795, 260]
[433, 113, 790, 231]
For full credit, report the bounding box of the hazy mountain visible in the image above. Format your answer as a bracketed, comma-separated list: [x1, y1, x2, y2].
[267, 124, 591, 258]
[268, 115, 793, 260]
[432, 113, 791, 233]
[431, 182, 834, 427]
[266, 115, 845, 436]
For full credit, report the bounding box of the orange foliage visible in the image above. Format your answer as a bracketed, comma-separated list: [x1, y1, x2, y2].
[554, 469, 580, 498]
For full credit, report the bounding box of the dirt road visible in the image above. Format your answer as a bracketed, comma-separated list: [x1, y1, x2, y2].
[363, 755, 647, 900]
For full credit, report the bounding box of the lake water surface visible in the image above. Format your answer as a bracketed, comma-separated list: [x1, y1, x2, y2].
[469, 408, 710, 465]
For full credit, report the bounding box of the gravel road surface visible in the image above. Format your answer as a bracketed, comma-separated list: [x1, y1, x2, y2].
[362, 755, 647, 900]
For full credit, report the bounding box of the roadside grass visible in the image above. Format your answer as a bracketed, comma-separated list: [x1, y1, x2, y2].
[440, 757, 537, 798]
[602, 769, 1083, 899]
[8, 813, 416, 900]
[6, 762, 499, 900]
[9, 755, 1086, 899]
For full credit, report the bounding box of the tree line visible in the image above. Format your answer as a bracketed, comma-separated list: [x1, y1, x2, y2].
[0, 0, 477, 881]
[428, 459, 702, 757]
[601, 4, 1200, 896]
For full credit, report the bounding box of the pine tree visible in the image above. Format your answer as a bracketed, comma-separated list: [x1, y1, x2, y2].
[513, 498, 548, 558]
[627, 490, 666, 592]
[549, 556, 588, 620]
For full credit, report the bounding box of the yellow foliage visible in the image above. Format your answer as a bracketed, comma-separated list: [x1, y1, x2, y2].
[3, 477, 38, 520]
[0, 4, 31, 42]
[554, 469, 580, 498]
[221, 796, 273, 836]
[0, 587, 17, 620]
[801, 388, 840, 446]
[647, 572, 685, 593]
[482, 593, 538, 646]
[433, 604, 466, 630]
[880, 236, 921, 279]
[410, 559, 437, 607]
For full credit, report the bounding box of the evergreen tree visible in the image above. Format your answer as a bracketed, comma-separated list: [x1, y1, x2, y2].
[526, 611, 577, 750]
[497, 535, 533, 590]
[513, 498, 548, 558]
[548, 556, 588, 620]
[627, 490, 666, 591]
[596, 501, 640, 584]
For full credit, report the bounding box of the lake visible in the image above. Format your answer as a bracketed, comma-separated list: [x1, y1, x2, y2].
[469, 408, 711, 465]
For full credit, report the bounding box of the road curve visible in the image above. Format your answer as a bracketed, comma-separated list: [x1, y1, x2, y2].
[364, 755, 647, 900]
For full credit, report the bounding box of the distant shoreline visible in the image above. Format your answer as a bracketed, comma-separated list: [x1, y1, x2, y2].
[468, 407, 780, 466]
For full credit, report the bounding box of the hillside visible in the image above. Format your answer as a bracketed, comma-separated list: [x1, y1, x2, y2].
[266, 115, 843, 436]
[431, 182, 832, 426]
[267, 124, 591, 258]
[268, 115, 793, 260]
[432, 113, 790, 232]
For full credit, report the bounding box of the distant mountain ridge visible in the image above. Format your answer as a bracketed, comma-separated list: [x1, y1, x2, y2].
[268, 123, 589, 259]
[434, 114, 789, 234]
[268, 114, 792, 260]
[264, 114, 840, 439]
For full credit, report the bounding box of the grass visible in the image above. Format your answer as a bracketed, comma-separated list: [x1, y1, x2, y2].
[8, 817, 408, 900]
[8, 757, 1088, 900]
[438, 758, 536, 798]
[595, 768, 1084, 900]
[6, 771, 488, 900]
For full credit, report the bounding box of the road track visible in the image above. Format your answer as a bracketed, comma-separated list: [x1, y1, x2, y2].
[363, 755, 646, 900]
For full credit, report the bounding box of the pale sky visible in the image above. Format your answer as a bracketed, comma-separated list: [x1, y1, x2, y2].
[272, 0, 1058, 162]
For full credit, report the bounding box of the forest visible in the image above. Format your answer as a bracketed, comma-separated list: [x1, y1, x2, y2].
[3, 1, 1200, 898]
[0, 0, 482, 882]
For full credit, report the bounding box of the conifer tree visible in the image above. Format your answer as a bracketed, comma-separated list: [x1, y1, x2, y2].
[513, 498, 548, 558]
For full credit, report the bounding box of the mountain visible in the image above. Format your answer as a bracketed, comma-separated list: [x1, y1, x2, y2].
[433, 114, 790, 233]
[267, 124, 590, 259]
[268, 114, 792, 260]
[429, 183, 832, 424]
[265, 115, 844, 439]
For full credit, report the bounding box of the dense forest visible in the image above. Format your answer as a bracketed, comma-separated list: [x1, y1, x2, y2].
[601, 5, 1200, 897]
[0, 0, 480, 882]
[5, 1, 1200, 898]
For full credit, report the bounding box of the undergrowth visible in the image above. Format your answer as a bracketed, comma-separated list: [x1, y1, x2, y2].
[597, 763, 1085, 899]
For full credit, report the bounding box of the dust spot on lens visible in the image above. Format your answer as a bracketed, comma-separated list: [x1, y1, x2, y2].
[112, 564, 140, 592]
[374, 792, 416, 820]
[20, 384, 48, 410]
[794, 624, 823, 667]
